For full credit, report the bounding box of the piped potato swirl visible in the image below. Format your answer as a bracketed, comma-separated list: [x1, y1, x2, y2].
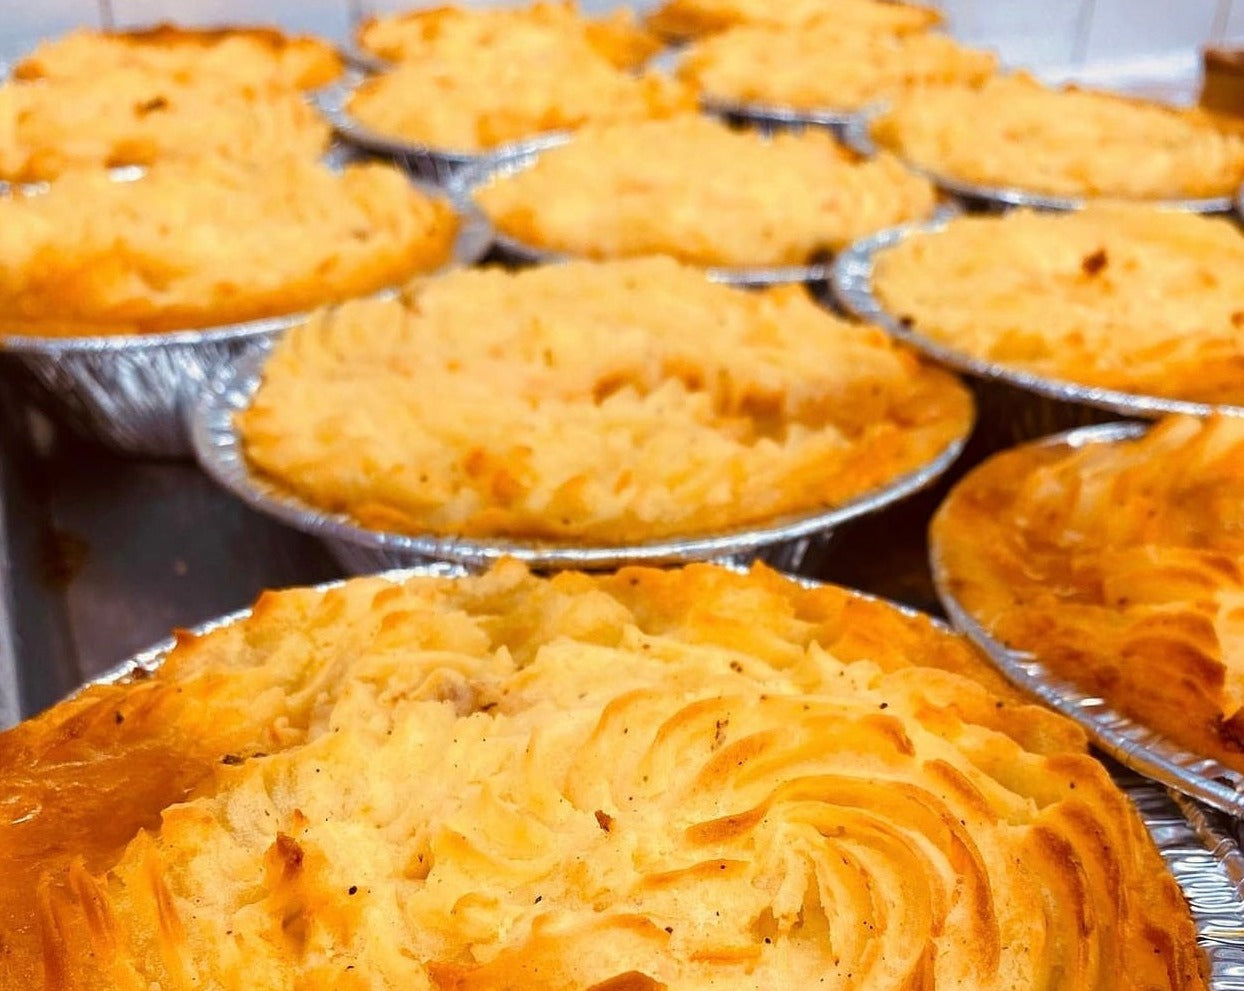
[0, 562, 1204, 989]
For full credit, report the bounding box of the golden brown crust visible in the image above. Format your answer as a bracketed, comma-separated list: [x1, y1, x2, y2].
[933, 414, 1244, 773]
[473, 116, 938, 266]
[647, 0, 941, 41]
[0, 157, 459, 338]
[237, 258, 973, 544]
[678, 20, 995, 111]
[346, 43, 692, 152]
[0, 69, 331, 183]
[0, 562, 1204, 989]
[871, 73, 1244, 199]
[356, 2, 662, 70]
[13, 23, 343, 90]
[871, 205, 1244, 405]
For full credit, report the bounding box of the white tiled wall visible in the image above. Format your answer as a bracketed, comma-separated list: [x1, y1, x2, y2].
[1225, 0, 1244, 40]
[934, 0, 1092, 68]
[3, 0, 1243, 76]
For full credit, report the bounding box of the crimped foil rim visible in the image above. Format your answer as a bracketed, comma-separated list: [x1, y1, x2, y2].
[78, 562, 1244, 987]
[189, 339, 970, 570]
[316, 68, 573, 167]
[699, 94, 866, 130]
[0, 164, 492, 355]
[448, 138, 846, 287]
[831, 218, 1244, 419]
[930, 419, 1244, 821]
[839, 114, 1238, 214]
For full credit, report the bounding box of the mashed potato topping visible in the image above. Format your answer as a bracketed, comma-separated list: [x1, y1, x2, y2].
[679, 22, 995, 111]
[0, 68, 330, 182]
[0, 156, 459, 337]
[0, 562, 1204, 989]
[873, 205, 1244, 405]
[474, 116, 938, 266]
[238, 258, 972, 543]
[935, 414, 1244, 773]
[648, 0, 940, 40]
[13, 24, 343, 90]
[357, 1, 661, 71]
[871, 74, 1244, 200]
[346, 34, 691, 152]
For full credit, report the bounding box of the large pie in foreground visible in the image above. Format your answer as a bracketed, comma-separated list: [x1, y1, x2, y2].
[0, 561, 1205, 989]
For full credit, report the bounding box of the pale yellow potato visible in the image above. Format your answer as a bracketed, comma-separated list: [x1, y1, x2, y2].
[680, 21, 996, 111]
[346, 32, 692, 152]
[357, 1, 661, 70]
[936, 413, 1244, 774]
[873, 204, 1244, 404]
[239, 258, 972, 544]
[0, 156, 459, 337]
[0, 561, 1204, 990]
[474, 116, 938, 267]
[648, 0, 941, 40]
[0, 67, 330, 182]
[872, 73, 1244, 200]
[14, 23, 343, 90]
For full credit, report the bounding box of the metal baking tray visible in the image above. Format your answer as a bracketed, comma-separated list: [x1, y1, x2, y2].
[931, 419, 1244, 821]
[188, 337, 969, 574]
[64, 563, 1244, 989]
[0, 160, 492, 459]
[832, 219, 1243, 448]
[449, 141, 957, 288]
[840, 115, 1239, 214]
[315, 68, 571, 185]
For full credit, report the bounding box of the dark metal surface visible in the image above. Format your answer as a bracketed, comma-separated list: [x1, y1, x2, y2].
[0, 356, 948, 723]
[0, 373, 341, 724]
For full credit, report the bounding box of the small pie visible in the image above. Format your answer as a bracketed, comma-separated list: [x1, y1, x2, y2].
[933, 413, 1244, 774]
[648, 0, 941, 41]
[356, 1, 662, 71]
[0, 156, 460, 337]
[679, 21, 995, 112]
[870, 73, 1244, 200]
[13, 23, 343, 90]
[0, 68, 330, 182]
[345, 34, 691, 153]
[237, 257, 973, 544]
[870, 204, 1244, 405]
[473, 116, 938, 267]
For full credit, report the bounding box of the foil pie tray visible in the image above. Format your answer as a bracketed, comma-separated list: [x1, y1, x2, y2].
[699, 95, 863, 140]
[79, 565, 1244, 989]
[840, 115, 1239, 214]
[831, 219, 1244, 451]
[315, 68, 570, 186]
[931, 420, 1244, 822]
[0, 166, 492, 459]
[188, 339, 968, 574]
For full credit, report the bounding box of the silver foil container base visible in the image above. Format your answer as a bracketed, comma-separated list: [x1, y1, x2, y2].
[700, 96, 864, 142]
[190, 341, 967, 575]
[932, 421, 1244, 821]
[832, 220, 1244, 457]
[1, 320, 300, 459]
[80, 565, 1244, 988]
[322, 529, 836, 578]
